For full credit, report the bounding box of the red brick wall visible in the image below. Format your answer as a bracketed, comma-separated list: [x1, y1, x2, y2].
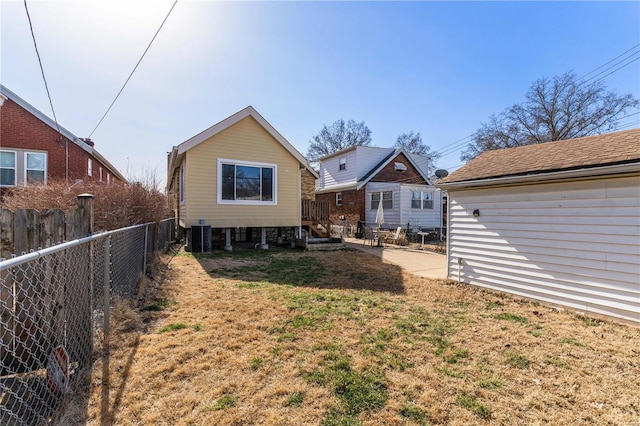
[369, 152, 426, 184]
[316, 188, 365, 223]
[1, 98, 120, 183]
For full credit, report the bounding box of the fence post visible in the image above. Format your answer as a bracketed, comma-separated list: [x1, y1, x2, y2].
[72, 194, 94, 239]
[70, 194, 93, 370]
[103, 235, 111, 337]
[143, 225, 149, 276]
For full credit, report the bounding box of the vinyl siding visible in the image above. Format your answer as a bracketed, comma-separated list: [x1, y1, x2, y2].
[400, 184, 442, 230]
[320, 150, 358, 188]
[447, 175, 640, 323]
[366, 182, 401, 226]
[183, 116, 300, 228]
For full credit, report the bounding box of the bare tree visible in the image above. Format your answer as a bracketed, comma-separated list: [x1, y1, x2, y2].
[462, 72, 639, 162]
[394, 131, 441, 163]
[307, 119, 372, 161]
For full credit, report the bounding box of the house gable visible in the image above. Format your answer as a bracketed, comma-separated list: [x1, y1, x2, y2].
[359, 151, 430, 190]
[0, 85, 126, 184]
[178, 115, 303, 228]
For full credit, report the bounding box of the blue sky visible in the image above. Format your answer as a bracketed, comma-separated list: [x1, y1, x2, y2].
[2, 1, 639, 185]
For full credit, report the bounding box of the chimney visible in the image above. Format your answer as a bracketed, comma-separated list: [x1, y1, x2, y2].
[81, 137, 95, 147]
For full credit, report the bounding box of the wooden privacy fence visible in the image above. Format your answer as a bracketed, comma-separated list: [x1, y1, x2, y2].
[0, 194, 93, 259]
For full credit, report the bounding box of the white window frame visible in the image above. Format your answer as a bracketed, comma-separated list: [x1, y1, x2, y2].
[411, 191, 434, 210]
[87, 158, 93, 177]
[339, 157, 347, 171]
[0, 150, 17, 187]
[179, 160, 186, 205]
[371, 191, 393, 210]
[217, 158, 277, 205]
[336, 192, 343, 206]
[24, 151, 47, 185]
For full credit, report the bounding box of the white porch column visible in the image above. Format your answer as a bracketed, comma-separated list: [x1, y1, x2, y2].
[261, 227, 269, 250]
[224, 228, 232, 251]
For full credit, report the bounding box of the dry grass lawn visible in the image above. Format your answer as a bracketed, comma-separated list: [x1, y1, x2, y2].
[78, 247, 639, 425]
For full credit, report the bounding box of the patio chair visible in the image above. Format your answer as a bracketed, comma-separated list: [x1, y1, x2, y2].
[362, 227, 379, 247]
[386, 226, 403, 246]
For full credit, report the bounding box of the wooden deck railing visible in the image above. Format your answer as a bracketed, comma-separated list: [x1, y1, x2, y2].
[302, 199, 329, 223]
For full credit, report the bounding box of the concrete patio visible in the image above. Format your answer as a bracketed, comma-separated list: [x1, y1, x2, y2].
[343, 237, 448, 280]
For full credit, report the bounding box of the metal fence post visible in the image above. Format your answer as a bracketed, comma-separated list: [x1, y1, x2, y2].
[103, 236, 111, 337]
[143, 225, 149, 276]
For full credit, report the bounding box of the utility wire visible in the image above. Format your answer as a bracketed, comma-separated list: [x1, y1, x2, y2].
[23, 0, 60, 134]
[579, 44, 640, 81]
[589, 56, 640, 85]
[88, 0, 178, 138]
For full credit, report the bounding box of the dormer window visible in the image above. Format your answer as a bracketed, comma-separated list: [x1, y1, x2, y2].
[339, 157, 346, 171]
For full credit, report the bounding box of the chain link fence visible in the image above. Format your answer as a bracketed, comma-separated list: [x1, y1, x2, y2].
[0, 218, 174, 425]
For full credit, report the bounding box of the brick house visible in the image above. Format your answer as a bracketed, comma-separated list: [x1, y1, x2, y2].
[0, 85, 125, 189]
[316, 146, 444, 233]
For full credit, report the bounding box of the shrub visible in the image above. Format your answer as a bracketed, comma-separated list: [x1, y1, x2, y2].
[1, 177, 171, 231]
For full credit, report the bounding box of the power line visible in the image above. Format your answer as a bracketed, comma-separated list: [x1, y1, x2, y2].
[579, 43, 640, 81]
[431, 133, 475, 156]
[88, 0, 178, 138]
[588, 56, 640, 85]
[23, 0, 60, 134]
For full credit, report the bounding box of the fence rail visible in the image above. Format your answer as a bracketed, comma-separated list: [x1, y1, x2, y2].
[0, 218, 175, 425]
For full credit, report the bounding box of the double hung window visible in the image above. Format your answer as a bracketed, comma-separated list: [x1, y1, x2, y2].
[411, 191, 433, 209]
[0, 151, 16, 187]
[25, 152, 46, 184]
[371, 191, 392, 210]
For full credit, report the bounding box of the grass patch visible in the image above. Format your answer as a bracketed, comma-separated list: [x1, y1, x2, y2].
[444, 347, 469, 364]
[506, 352, 530, 369]
[285, 391, 305, 407]
[193, 324, 202, 331]
[546, 356, 571, 369]
[399, 404, 428, 423]
[250, 356, 264, 371]
[436, 366, 464, 378]
[492, 313, 528, 324]
[141, 297, 174, 312]
[457, 393, 491, 419]
[208, 394, 236, 411]
[582, 317, 602, 327]
[558, 338, 585, 347]
[478, 377, 503, 390]
[158, 323, 187, 333]
[305, 347, 387, 418]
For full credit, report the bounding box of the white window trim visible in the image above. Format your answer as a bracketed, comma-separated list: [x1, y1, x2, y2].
[99, 167, 103, 182]
[411, 190, 434, 210]
[87, 158, 93, 177]
[336, 192, 343, 206]
[339, 157, 347, 171]
[371, 191, 393, 210]
[0, 150, 17, 187]
[24, 151, 47, 185]
[217, 158, 278, 205]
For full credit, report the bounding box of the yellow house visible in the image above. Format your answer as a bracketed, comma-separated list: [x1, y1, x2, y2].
[167, 106, 319, 250]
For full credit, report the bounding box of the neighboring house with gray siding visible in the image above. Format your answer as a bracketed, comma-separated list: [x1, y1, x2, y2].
[316, 146, 443, 233]
[437, 128, 640, 323]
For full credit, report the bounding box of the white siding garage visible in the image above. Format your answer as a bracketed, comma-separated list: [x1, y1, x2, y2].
[438, 129, 640, 323]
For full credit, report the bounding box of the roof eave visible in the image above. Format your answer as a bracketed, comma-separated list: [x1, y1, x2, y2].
[436, 162, 640, 190]
[177, 106, 318, 177]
